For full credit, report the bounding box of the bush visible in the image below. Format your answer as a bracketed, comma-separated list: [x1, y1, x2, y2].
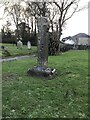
[2, 36, 16, 44]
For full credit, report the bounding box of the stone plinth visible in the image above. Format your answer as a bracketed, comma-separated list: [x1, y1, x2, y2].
[27, 66, 56, 79]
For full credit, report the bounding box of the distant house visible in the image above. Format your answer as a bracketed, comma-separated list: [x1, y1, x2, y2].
[62, 33, 90, 50]
[62, 36, 74, 45]
[78, 38, 89, 45]
[60, 38, 74, 52]
[62, 36, 72, 42]
[71, 33, 90, 48]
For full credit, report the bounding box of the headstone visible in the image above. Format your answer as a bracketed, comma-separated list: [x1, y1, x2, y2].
[27, 41, 31, 49]
[27, 17, 56, 79]
[17, 40, 23, 49]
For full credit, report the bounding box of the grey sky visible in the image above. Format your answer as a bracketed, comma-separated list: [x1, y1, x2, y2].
[61, 0, 89, 38]
[0, 0, 89, 38]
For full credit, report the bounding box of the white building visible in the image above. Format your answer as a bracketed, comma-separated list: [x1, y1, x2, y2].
[78, 38, 90, 45]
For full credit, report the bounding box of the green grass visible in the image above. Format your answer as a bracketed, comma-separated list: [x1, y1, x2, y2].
[2, 50, 89, 118]
[0, 43, 37, 57]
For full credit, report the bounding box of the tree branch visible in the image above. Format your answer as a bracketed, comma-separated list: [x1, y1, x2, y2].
[63, 4, 78, 23]
[64, 0, 75, 11]
[53, 2, 62, 12]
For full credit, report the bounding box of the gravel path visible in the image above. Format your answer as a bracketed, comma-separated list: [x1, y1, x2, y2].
[0, 54, 36, 62]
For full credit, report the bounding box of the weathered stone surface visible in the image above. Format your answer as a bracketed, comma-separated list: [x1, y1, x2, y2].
[37, 17, 49, 68]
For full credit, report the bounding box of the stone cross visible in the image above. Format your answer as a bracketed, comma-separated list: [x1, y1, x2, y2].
[27, 17, 56, 79]
[37, 17, 49, 68]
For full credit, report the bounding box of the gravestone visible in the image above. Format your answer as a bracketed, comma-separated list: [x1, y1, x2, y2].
[17, 40, 23, 49]
[27, 17, 56, 79]
[27, 41, 31, 49]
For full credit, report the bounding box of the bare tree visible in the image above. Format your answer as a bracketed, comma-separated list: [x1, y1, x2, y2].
[53, 0, 82, 40]
[4, 2, 23, 40]
[25, 1, 50, 36]
[32, 2, 48, 17]
[25, 2, 40, 34]
[48, 6, 59, 33]
[3, 20, 11, 33]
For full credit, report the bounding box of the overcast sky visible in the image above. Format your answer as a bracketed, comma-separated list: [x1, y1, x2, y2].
[0, 0, 89, 38]
[61, 0, 89, 38]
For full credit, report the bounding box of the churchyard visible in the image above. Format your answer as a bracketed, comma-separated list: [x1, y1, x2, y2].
[2, 50, 88, 118]
[1, 15, 89, 119]
[0, 1, 89, 119]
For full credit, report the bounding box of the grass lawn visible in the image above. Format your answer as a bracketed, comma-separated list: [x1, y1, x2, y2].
[0, 43, 37, 58]
[2, 50, 89, 118]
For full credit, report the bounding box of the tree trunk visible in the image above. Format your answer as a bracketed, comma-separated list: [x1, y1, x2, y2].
[59, 18, 62, 39]
[58, 18, 62, 53]
[31, 17, 33, 33]
[16, 24, 19, 41]
[42, 2, 46, 17]
[34, 19, 37, 36]
[51, 21, 54, 33]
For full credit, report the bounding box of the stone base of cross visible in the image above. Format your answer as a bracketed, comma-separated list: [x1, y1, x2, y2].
[27, 66, 56, 79]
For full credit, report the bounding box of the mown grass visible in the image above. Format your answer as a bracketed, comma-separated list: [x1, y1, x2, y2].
[0, 43, 37, 58]
[2, 50, 89, 118]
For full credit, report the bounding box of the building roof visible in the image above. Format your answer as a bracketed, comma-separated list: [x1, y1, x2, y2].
[62, 33, 90, 41]
[64, 39, 74, 45]
[72, 33, 90, 39]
